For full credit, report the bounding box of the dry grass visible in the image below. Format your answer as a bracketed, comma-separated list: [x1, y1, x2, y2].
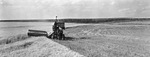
[0, 34, 29, 45]
[1, 21, 150, 57]
[0, 34, 84, 57]
[53, 23, 150, 57]
[0, 42, 33, 53]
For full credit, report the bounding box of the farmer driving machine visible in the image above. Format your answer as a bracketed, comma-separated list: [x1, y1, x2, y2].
[28, 16, 65, 40]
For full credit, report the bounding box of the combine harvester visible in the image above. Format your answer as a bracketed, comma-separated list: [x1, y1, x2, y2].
[28, 16, 66, 40]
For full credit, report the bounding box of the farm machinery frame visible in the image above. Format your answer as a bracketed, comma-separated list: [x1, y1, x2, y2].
[28, 16, 66, 40]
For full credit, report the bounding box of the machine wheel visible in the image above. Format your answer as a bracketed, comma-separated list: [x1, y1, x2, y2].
[47, 33, 52, 39]
[62, 34, 65, 40]
[53, 34, 57, 39]
[56, 33, 63, 40]
[59, 34, 65, 40]
[48, 33, 56, 39]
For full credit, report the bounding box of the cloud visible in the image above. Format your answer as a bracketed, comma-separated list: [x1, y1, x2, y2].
[1, 0, 150, 19]
[115, 0, 150, 17]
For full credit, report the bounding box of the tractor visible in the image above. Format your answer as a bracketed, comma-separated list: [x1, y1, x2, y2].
[28, 16, 65, 40]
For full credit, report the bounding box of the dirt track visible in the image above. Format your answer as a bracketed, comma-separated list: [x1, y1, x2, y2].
[0, 35, 84, 57]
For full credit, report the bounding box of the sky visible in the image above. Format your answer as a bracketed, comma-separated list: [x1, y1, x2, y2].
[0, 0, 150, 20]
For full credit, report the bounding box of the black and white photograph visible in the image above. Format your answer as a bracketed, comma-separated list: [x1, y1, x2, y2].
[0, 0, 150, 57]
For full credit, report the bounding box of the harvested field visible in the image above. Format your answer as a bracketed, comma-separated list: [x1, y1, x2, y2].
[0, 21, 150, 57]
[0, 34, 84, 57]
[53, 22, 150, 57]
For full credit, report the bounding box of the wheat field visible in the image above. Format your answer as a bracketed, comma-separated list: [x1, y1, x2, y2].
[54, 21, 150, 57]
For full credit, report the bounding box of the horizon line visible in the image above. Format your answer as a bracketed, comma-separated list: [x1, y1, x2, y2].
[1, 17, 150, 20]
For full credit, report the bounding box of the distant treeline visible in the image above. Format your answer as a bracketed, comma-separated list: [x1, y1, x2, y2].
[61, 18, 150, 23]
[1, 18, 150, 23]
